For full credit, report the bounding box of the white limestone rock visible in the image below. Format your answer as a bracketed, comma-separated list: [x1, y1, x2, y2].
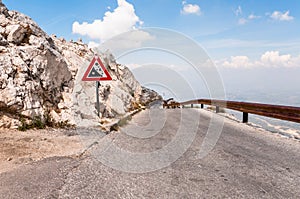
[6, 24, 26, 44]
[0, 2, 161, 129]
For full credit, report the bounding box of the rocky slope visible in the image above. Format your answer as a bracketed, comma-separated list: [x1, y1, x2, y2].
[0, 1, 161, 128]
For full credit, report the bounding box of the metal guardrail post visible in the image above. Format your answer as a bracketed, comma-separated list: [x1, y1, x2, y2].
[201, 104, 204, 109]
[243, 112, 248, 123]
[191, 104, 193, 108]
[216, 106, 220, 113]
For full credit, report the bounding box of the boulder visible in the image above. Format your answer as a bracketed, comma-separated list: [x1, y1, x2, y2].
[6, 24, 26, 44]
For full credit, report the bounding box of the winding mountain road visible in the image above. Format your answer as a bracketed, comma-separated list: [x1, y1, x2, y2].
[0, 109, 299, 198]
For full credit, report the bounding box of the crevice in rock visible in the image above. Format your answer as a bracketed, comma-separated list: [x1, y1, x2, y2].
[21, 25, 32, 45]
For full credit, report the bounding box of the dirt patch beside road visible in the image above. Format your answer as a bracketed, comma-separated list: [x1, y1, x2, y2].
[0, 129, 84, 173]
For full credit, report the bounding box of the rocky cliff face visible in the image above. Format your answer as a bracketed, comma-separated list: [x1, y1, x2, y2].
[0, 2, 161, 128]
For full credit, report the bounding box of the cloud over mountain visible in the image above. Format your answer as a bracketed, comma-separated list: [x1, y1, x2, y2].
[72, 0, 143, 41]
[217, 51, 300, 68]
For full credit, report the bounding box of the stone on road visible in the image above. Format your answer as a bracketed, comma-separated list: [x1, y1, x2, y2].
[0, 109, 299, 198]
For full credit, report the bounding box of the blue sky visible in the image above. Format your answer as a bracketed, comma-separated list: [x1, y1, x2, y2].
[3, 0, 300, 103]
[3, 0, 300, 60]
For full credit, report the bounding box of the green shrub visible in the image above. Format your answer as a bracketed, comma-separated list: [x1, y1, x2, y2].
[32, 116, 45, 129]
[18, 117, 29, 131]
[18, 111, 74, 131]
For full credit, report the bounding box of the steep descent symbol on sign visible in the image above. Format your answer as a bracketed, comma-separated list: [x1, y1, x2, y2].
[82, 56, 112, 81]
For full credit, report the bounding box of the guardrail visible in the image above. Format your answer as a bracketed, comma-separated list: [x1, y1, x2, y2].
[164, 99, 300, 123]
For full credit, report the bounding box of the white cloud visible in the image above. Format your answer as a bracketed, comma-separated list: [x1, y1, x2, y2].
[238, 14, 260, 25]
[221, 56, 253, 68]
[270, 11, 294, 21]
[72, 0, 143, 41]
[217, 51, 300, 68]
[181, 3, 201, 15]
[238, 18, 247, 25]
[248, 14, 260, 20]
[88, 41, 100, 49]
[260, 51, 291, 67]
[235, 6, 242, 16]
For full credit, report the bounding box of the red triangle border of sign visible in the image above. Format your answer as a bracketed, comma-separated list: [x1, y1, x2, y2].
[82, 56, 112, 81]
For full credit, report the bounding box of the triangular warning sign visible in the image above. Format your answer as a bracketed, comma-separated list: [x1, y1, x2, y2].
[82, 56, 112, 81]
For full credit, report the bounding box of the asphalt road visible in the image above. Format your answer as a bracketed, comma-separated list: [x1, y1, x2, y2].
[0, 109, 299, 199]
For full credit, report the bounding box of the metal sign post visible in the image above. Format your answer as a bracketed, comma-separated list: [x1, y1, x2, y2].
[96, 81, 100, 117]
